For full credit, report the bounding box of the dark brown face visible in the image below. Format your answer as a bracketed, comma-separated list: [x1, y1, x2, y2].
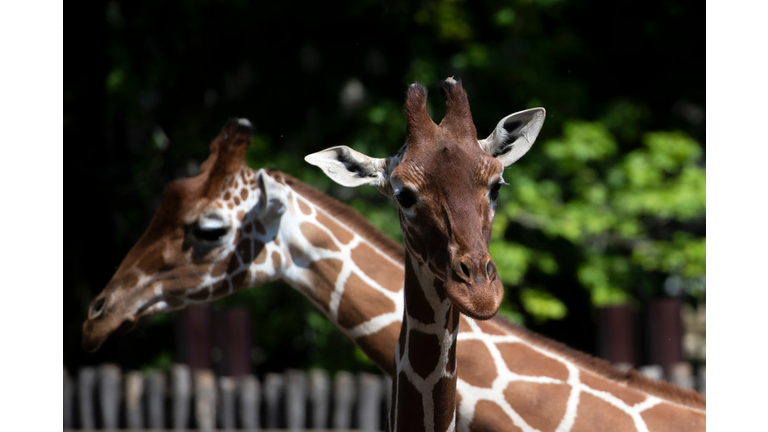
[82, 119, 277, 352]
[391, 81, 505, 319]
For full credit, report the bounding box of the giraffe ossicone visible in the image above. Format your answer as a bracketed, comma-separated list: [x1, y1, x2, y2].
[84, 114, 705, 432]
[307, 78, 546, 431]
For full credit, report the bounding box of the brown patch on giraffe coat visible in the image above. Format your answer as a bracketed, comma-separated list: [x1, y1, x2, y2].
[350, 242, 402, 293]
[227, 253, 241, 274]
[394, 370, 424, 430]
[300, 222, 340, 252]
[240, 188, 248, 200]
[434, 277, 447, 302]
[316, 211, 355, 244]
[236, 238, 253, 264]
[227, 202, 234, 210]
[237, 210, 245, 222]
[337, 273, 396, 330]
[212, 279, 231, 297]
[298, 198, 312, 215]
[505, 381, 571, 431]
[211, 259, 228, 278]
[398, 314, 408, 362]
[408, 330, 441, 380]
[497, 342, 570, 382]
[272, 251, 281, 272]
[570, 392, 635, 432]
[456, 340, 497, 388]
[234, 196, 241, 205]
[458, 315, 474, 333]
[432, 376, 457, 432]
[475, 319, 509, 336]
[136, 244, 166, 274]
[187, 288, 211, 301]
[305, 258, 343, 311]
[579, 370, 647, 407]
[353, 321, 399, 376]
[640, 401, 705, 431]
[404, 258, 435, 324]
[470, 400, 523, 432]
[231, 270, 248, 289]
[224, 192, 231, 200]
[165, 296, 185, 308]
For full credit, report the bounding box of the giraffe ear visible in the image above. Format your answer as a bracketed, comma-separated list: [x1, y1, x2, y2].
[480, 108, 546, 166]
[304, 146, 388, 189]
[255, 169, 287, 220]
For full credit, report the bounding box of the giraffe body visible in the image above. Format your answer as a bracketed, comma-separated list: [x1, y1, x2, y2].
[84, 118, 705, 431]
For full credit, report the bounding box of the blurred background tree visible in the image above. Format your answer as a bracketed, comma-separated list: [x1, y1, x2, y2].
[65, 0, 704, 374]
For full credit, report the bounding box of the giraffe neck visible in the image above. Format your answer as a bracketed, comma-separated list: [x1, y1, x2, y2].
[391, 253, 459, 432]
[269, 171, 406, 375]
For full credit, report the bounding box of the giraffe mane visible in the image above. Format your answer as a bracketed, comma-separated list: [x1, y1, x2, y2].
[488, 314, 707, 410]
[264, 168, 406, 264]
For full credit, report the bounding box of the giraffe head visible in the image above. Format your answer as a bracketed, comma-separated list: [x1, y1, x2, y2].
[82, 118, 290, 352]
[306, 78, 544, 320]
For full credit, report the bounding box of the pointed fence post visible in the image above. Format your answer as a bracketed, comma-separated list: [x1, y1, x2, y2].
[125, 371, 145, 429]
[357, 373, 384, 431]
[99, 364, 121, 430]
[146, 370, 166, 429]
[64, 368, 73, 430]
[670, 362, 694, 389]
[218, 376, 237, 430]
[332, 371, 355, 429]
[78, 367, 97, 430]
[172, 364, 192, 430]
[194, 369, 217, 431]
[264, 373, 285, 429]
[239, 375, 261, 430]
[309, 369, 330, 429]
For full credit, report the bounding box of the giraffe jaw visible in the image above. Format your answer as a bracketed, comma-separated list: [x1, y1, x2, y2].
[82, 315, 138, 353]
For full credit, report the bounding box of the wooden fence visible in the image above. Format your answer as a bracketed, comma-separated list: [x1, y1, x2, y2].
[63, 362, 704, 430]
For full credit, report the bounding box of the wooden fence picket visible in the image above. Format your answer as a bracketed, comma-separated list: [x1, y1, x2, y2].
[238, 375, 260, 430]
[309, 369, 330, 429]
[332, 371, 355, 429]
[171, 364, 191, 430]
[125, 371, 144, 429]
[77, 367, 96, 430]
[146, 370, 166, 429]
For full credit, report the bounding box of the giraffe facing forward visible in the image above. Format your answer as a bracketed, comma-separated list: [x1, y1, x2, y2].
[84, 117, 705, 431]
[307, 78, 548, 431]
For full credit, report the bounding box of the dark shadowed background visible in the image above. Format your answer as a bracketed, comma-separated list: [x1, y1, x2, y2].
[65, 0, 705, 377]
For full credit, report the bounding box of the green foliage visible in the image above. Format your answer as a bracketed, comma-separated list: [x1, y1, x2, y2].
[65, 0, 704, 372]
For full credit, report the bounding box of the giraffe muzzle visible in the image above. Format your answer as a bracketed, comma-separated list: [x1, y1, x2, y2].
[445, 254, 504, 320]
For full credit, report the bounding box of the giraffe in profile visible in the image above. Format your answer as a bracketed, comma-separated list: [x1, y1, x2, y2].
[85, 116, 705, 431]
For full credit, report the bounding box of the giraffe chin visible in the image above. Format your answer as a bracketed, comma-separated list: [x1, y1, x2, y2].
[82, 317, 137, 353]
[444, 277, 505, 320]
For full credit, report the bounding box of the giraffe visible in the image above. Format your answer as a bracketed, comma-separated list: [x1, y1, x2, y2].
[307, 77, 536, 431]
[306, 78, 705, 432]
[84, 117, 706, 431]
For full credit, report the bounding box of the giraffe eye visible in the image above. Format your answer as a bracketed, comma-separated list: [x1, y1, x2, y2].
[490, 180, 508, 202]
[192, 215, 230, 243]
[395, 189, 417, 209]
[193, 226, 229, 242]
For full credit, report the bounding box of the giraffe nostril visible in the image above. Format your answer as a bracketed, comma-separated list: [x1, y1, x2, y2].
[460, 262, 471, 279]
[486, 260, 493, 277]
[91, 298, 106, 318]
